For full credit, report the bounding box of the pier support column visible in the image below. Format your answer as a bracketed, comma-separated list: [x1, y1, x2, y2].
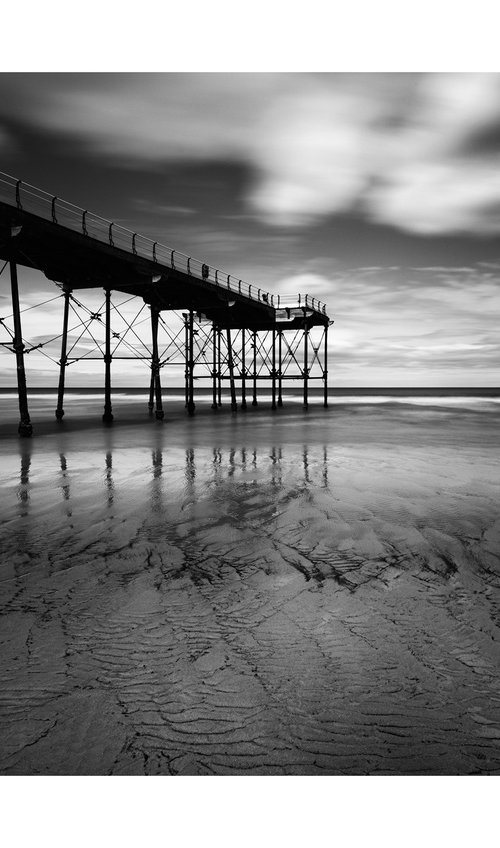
[271, 327, 277, 410]
[303, 311, 309, 411]
[55, 287, 71, 421]
[184, 314, 189, 409]
[102, 288, 113, 424]
[217, 328, 222, 407]
[241, 328, 247, 410]
[277, 328, 283, 408]
[187, 310, 195, 416]
[252, 330, 258, 406]
[323, 322, 329, 408]
[151, 304, 164, 420]
[10, 261, 32, 437]
[148, 370, 155, 414]
[211, 321, 218, 410]
[226, 328, 237, 412]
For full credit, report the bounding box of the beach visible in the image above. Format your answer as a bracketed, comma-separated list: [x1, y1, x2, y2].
[0, 391, 499, 775]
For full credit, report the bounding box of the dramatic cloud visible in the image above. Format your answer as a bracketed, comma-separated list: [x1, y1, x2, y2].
[275, 266, 500, 385]
[2, 73, 500, 235]
[1, 74, 499, 388]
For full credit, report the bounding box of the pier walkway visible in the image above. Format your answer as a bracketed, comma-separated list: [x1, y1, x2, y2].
[0, 172, 331, 435]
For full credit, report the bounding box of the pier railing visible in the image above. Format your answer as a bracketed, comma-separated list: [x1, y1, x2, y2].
[0, 172, 327, 317]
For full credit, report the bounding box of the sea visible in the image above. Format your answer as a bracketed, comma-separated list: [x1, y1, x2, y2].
[1, 385, 499, 407]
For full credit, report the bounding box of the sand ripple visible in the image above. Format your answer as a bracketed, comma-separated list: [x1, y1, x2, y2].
[1, 404, 500, 774]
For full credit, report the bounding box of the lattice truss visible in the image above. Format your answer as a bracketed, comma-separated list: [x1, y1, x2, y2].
[1, 277, 326, 380]
[0, 261, 67, 368]
[0, 277, 186, 379]
[191, 324, 328, 383]
[1, 269, 328, 420]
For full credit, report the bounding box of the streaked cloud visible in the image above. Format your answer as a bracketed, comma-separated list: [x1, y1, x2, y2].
[133, 198, 196, 217]
[2, 73, 500, 236]
[275, 265, 500, 385]
[1, 74, 499, 388]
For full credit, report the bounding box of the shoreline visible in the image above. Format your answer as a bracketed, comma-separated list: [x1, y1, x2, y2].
[1, 394, 499, 446]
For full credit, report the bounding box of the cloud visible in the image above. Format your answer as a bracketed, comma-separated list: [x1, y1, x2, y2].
[3, 73, 273, 161]
[133, 198, 196, 217]
[248, 73, 500, 234]
[3, 73, 500, 236]
[0, 125, 10, 151]
[274, 265, 500, 385]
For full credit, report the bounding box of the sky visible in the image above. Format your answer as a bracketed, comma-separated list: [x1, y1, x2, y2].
[2, 11, 500, 833]
[1, 71, 499, 387]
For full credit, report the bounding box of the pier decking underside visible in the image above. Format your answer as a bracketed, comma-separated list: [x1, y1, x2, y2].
[0, 189, 330, 436]
[0, 202, 327, 332]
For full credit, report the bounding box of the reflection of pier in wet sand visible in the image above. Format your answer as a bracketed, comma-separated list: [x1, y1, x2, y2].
[1, 407, 499, 775]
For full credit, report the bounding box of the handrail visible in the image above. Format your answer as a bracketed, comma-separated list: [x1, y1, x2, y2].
[0, 171, 328, 317]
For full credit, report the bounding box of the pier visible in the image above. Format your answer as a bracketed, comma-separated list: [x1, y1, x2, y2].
[0, 172, 331, 434]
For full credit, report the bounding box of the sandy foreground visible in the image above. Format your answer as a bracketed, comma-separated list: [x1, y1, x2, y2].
[0, 394, 499, 775]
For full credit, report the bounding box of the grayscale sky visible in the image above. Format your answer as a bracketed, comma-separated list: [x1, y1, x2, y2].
[1, 72, 499, 386]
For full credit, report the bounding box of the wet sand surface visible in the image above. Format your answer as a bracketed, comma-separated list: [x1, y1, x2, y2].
[1, 395, 499, 775]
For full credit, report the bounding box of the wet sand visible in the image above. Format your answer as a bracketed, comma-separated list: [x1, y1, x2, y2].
[1, 394, 499, 775]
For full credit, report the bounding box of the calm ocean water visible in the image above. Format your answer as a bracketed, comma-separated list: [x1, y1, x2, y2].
[1, 386, 498, 408]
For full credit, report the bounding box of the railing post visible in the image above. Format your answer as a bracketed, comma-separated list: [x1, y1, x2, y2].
[15, 180, 23, 210]
[102, 288, 113, 424]
[55, 287, 71, 420]
[10, 261, 32, 436]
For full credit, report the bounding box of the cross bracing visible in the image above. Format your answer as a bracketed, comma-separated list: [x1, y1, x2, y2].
[0, 172, 332, 434]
